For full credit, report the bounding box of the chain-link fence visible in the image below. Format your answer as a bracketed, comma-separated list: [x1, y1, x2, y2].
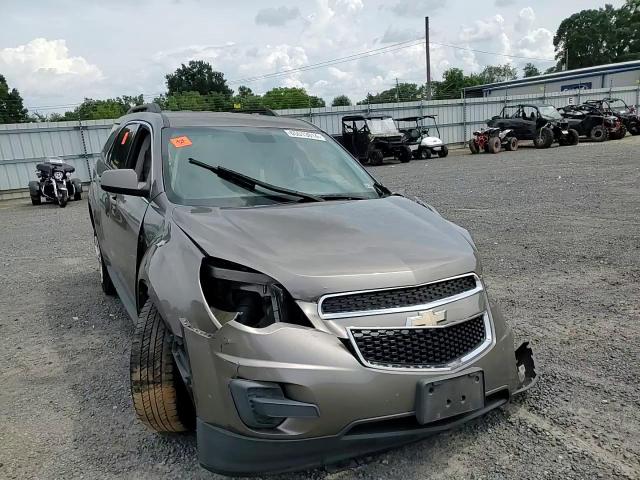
[1, 85, 639, 197]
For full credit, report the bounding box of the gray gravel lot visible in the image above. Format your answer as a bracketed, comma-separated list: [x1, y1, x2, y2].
[1, 137, 639, 480]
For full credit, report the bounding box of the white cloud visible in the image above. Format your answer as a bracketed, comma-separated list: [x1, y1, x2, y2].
[380, 25, 421, 44]
[255, 6, 301, 27]
[495, 0, 516, 6]
[387, 0, 446, 17]
[0, 38, 103, 102]
[332, 0, 364, 14]
[459, 15, 505, 43]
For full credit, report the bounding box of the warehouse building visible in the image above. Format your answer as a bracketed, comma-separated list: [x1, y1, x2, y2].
[464, 60, 640, 98]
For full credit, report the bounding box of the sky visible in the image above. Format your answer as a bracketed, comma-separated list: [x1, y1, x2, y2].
[0, 0, 625, 112]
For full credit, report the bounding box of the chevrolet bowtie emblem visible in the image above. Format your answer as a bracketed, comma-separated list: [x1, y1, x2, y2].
[407, 309, 447, 327]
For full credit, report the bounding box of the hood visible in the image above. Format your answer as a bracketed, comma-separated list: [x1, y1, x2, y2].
[172, 196, 478, 301]
[421, 137, 443, 146]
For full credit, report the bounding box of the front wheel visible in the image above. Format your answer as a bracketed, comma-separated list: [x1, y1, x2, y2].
[438, 145, 449, 158]
[534, 127, 554, 149]
[58, 191, 68, 208]
[589, 125, 607, 142]
[398, 146, 412, 163]
[130, 301, 195, 432]
[31, 195, 41, 206]
[566, 129, 579, 146]
[419, 147, 432, 159]
[629, 123, 640, 135]
[468, 139, 479, 154]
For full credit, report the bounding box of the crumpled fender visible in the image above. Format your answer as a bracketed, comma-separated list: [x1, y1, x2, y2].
[138, 219, 213, 337]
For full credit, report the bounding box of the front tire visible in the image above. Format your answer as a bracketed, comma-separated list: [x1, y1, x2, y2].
[368, 148, 384, 166]
[534, 127, 554, 149]
[31, 195, 41, 206]
[419, 147, 432, 159]
[468, 139, 479, 154]
[566, 129, 579, 146]
[130, 301, 194, 432]
[438, 145, 448, 158]
[505, 137, 518, 151]
[58, 191, 68, 208]
[398, 146, 412, 163]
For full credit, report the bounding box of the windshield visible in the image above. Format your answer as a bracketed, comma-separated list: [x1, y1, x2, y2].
[366, 118, 399, 135]
[608, 99, 629, 113]
[538, 105, 562, 121]
[162, 127, 381, 207]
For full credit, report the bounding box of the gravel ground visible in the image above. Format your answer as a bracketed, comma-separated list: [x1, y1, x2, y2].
[1, 136, 639, 480]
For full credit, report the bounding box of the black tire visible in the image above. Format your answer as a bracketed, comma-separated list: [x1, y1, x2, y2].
[589, 125, 607, 142]
[629, 123, 640, 135]
[613, 125, 627, 140]
[74, 191, 82, 201]
[534, 127, 554, 149]
[368, 149, 383, 166]
[94, 233, 116, 296]
[31, 195, 41, 206]
[468, 140, 479, 154]
[130, 301, 194, 432]
[438, 145, 448, 158]
[419, 147, 432, 159]
[566, 129, 579, 146]
[398, 146, 412, 163]
[488, 136, 501, 154]
[59, 191, 68, 208]
[505, 137, 518, 151]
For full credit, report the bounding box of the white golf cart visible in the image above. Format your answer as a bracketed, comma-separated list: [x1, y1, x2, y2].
[396, 115, 449, 159]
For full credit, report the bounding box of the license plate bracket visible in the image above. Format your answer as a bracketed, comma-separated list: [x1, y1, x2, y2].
[415, 371, 485, 424]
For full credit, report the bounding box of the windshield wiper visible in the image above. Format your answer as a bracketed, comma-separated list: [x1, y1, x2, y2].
[188, 158, 324, 203]
[319, 194, 370, 200]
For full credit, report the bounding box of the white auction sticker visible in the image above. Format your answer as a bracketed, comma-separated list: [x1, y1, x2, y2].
[284, 129, 326, 141]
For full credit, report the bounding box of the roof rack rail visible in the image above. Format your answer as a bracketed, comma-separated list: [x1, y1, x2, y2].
[126, 103, 162, 114]
[227, 107, 279, 117]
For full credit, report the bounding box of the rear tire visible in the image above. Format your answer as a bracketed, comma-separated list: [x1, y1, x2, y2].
[612, 125, 627, 140]
[468, 140, 479, 154]
[31, 195, 41, 206]
[368, 149, 383, 166]
[398, 146, 412, 163]
[505, 137, 518, 151]
[589, 125, 607, 142]
[488, 136, 501, 154]
[629, 123, 640, 135]
[438, 145, 448, 158]
[130, 301, 194, 432]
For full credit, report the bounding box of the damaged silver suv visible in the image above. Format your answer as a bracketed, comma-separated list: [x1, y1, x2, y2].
[88, 104, 536, 475]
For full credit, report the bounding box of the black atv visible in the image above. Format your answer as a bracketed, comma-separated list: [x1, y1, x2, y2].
[558, 104, 622, 142]
[487, 104, 579, 148]
[584, 97, 640, 138]
[337, 114, 412, 165]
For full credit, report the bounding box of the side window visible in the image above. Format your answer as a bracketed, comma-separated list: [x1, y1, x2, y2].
[108, 124, 139, 169]
[127, 126, 152, 183]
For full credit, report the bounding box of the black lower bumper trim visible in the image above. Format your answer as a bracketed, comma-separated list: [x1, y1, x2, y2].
[197, 396, 507, 475]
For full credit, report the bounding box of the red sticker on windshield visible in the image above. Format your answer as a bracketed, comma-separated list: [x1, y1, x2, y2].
[121, 131, 129, 145]
[170, 136, 193, 148]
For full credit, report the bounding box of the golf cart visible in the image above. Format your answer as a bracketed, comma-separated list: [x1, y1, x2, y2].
[339, 114, 412, 165]
[487, 104, 579, 148]
[584, 98, 640, 138]
[395, 115, 449, 159]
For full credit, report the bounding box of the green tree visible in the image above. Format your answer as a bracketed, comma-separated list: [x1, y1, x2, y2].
[56, 95, 144, 120]
[0, 75, 29, 124]
[358, 83, 424, 104]
[553, 1, 640, 70]
[262, 87, 325, 109]
[237, 85, 254, 98]
[478, 64, 518, 84]
[166, 60, 233, 96]
[523, 63, 541, 78]
[331, 95, 352, 107]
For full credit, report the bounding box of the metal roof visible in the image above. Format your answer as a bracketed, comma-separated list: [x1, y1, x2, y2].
[464, 60, 640, 93]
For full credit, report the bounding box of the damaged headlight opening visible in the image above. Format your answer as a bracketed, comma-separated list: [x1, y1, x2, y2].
[200, 258, 311, 328]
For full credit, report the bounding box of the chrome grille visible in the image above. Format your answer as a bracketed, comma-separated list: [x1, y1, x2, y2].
[320, 275, 478, 317]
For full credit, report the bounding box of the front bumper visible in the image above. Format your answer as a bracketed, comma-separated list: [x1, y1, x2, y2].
[197, 390, 509, 475]
[182, 300, 536, 475]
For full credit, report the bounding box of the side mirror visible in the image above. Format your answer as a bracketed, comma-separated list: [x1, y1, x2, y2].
[101, 169, 149, 197]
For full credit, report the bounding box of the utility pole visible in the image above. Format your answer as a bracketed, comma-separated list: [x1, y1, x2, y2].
[395, 77, 400, 102]
[425, 16, 431, 100]
[565, 45, 569, 71]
